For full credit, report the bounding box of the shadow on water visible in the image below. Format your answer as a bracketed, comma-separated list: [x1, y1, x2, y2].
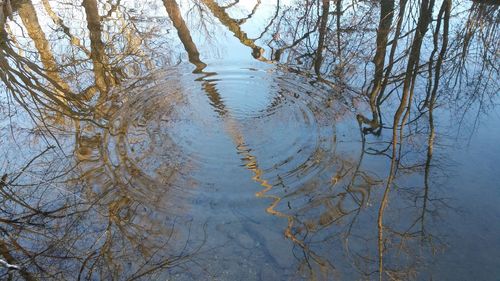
[0, 0, 499, 280]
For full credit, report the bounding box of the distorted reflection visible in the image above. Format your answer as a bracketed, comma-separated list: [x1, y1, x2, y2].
[0, 0, 498, 280]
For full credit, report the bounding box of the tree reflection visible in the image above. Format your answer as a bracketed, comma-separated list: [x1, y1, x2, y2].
[205, 0, 496, 279]
[199, 0, 266, 60]
[1, 1, 202, 279]
[0, 0, 498, 280]
[163, 0, 207, 72]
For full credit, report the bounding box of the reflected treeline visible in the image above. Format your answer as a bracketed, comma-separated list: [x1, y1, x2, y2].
[246, 0, 497, 279]
[182, 0, 495, 279]
[1, 1, 202, 279]
[0, 0, 498, 280]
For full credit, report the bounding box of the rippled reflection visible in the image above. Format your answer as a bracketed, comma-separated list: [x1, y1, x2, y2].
[0, 0, 499, 280]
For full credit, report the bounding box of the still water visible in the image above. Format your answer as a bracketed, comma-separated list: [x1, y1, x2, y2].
[0, 0, 499, 280]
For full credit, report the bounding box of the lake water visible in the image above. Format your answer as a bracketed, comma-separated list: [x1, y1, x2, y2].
[0, 0, 499, 280]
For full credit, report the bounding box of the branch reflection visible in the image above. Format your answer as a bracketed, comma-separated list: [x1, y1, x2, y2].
[0, 0, 498, 280]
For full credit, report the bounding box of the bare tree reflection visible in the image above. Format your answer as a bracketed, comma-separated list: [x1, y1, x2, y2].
[0, 0, 498, 280]
[163, 0, 207, 72]
[1, 1, 206, 279]
[199, 0, 266, 60]
[203, 0, 495, 279]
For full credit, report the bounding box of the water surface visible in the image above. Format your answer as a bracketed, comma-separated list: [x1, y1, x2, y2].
[0, 0, 499, 280]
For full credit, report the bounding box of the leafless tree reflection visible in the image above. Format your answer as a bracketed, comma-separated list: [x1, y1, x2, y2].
[1, 1, 205, 280]
[0, 0, 498, 280]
